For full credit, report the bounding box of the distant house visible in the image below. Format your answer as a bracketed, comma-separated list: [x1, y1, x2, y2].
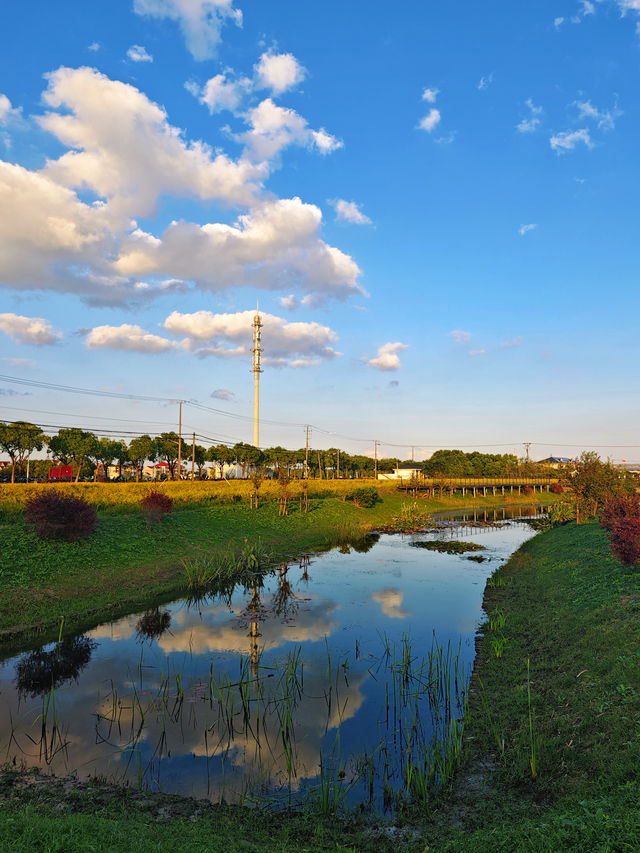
[538, 457, 572, 469]
[377, 464, 423, 481]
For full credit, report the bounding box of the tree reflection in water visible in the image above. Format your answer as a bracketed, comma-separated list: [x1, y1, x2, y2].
[136, 608, 172, 642]
[16, 635, 96, 698]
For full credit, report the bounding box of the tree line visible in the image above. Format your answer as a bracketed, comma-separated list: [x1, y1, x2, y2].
[1, 420, 558, 483]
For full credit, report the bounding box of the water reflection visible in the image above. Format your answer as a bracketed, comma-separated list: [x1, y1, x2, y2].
[0, 508, 540, 809]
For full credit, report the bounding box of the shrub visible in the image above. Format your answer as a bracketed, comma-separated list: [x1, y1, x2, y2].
[550, 482, 564, 494]
[609, 518, 640, 567]
[600, 492, 640, 532]
[346, 487, 381, 508]
[522, 485, 533, 496]
[141, 490, 173, 522]
[24, 490, 97, 541]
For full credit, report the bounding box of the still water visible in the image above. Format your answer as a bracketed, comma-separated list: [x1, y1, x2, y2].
[0, 507, 540, 810]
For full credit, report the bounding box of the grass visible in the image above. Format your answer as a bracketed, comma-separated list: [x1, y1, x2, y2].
[0, 489, 550, 651]
[410, 540, 486, 554]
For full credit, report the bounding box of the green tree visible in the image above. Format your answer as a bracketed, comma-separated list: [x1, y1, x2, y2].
[192, 444, 207, 478]
[0, 421, 47, 483]
[568, 451, 631, 524]
[232, 442, 264, 478]
[128, 435, 156, 482]
[48, 428, 99, 483]
[206, 444, 235, 479]
[152, 432, 188, 480]
[91, 438, 122, 481]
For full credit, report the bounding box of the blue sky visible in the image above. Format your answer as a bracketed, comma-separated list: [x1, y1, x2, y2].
[0, 0, 639, 461]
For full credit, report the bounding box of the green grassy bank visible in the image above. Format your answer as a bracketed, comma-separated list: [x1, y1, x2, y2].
[0, 490, 546, 649]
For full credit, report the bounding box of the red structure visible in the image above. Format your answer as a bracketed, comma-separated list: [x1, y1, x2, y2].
[48, 465, 73, 482]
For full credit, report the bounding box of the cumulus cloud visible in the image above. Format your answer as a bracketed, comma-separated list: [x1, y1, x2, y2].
[422, 87, 439, 103]
[255, 52, 306, 95]
[372, 588, 409, 620]
[133, 0, 242, 60]
[187, 72, 251, 113]
[116, 197, 363, 301]
[419, 108, 441, 133]
[39, 66, 262, 217]
[241, 98, 342, 160]
[0, 313, 62, 345]
[518, 223, 537, 236]
[550, 128, 593, 152]
[367, 342, 408, 371]
[127, 45, 153, 62]
[163, 309, 342, 366]
[0, 94, 20, 124]
[330, 199, 372, 225]
[85, 323, 177, 353]
[448, 329, 472, 344]
[517, 98, 543, 133]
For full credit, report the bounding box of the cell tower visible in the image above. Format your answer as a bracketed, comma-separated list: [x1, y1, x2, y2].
[251, 302, 263, 447]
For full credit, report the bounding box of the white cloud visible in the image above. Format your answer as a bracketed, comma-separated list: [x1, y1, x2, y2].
[550, 128, 593, 152]
[581, 1, 596, 14]
[330, 199, 372, 225]
[188, 72, 250, 113]
[0, 313, 62, 346]
[517, 98, 543, 133]
[133, 0, 242, 60]
[419, 108, 441, 133]
[575, 99, 620, 131]
[554, 16, 565, 28]
[85, 323, 176, 352]
[115, 197, 364, 301]
[88, 42, 100, 52]
[127, 45, 153, 63]
[372, 588, 409, 619]
[422, 87, 439, 103]
[518, 223, 537, 236]
[241, 98, 342, 160]
[468, 349, 485, 356]
[500, 336, 523, 348]
[448, 329, 472, 344]
[478, 72, 494, 91]
[255, 52, 306, 95]
[0, 94, 21, 124]
[39, 67, 263, 217]
[367, 342, 408, 371]
[163, 309, 341, 366]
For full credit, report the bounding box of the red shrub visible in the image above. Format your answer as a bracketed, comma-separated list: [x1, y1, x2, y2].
[550, 482, 564, 494]
[600, 493, 640, 532]
[609, 517, 640, 567]
[24, 491, 97, 541]
[141, 490, 173, 522]
[522, 485, 533, 496]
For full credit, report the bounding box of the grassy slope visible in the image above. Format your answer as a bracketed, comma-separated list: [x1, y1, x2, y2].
[423, 521, 640, 851]
[0, 491, 544, 647]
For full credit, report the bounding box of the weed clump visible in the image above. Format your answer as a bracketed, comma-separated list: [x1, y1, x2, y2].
[346, 487, 381, 508]
[24, 490, 97, 541]
[141, 490, 173, 523]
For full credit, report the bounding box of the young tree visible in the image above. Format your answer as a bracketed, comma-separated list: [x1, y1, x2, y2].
[0, 421, 46, 483]
[567, 451, 631, 524]
[128, 435, 156, 482]
[193, 444, 207, 478]
[48, 428, 99, 483]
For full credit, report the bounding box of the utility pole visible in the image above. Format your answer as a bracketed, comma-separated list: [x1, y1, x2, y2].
[524, 442, 531, 464]
[411, 446, 415, 462]
[177, 400, 182, 481]
[337, 448, 340, 480]
[304, 425, 310, 479]
[251, 303, 263, 448]
[374, 440, 379, 479]
[192, 431, 196, 480]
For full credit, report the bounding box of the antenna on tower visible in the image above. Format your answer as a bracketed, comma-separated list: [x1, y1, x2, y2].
[251, 301, 263, 447]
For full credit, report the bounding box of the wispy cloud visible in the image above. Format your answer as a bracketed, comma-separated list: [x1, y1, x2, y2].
[518, 223, 537, 236]
[127, 45, 153, 63]
[478, 72, 494, 91]
[517, 98, 543, 133]
[575, 99, 621, 131]
[468, 349, 486, 357]
[211, 388, 235, 401]
[448, 329, 472, 344]
[550, 128, 593, 152]
[422, 87, 439, 103]
[419, 108, 441, 133]
[500, 336, 523, 348]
